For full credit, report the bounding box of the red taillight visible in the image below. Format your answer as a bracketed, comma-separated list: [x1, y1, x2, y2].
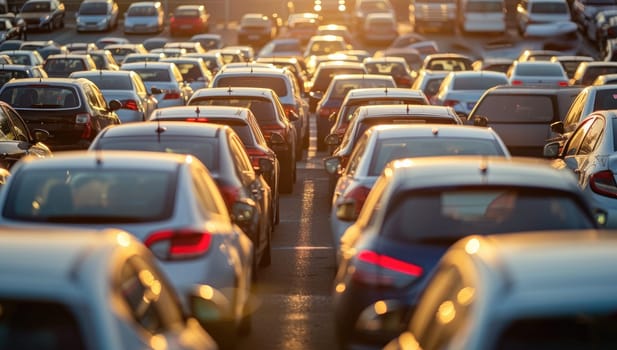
[511, 80, 523, 85]
[342, 185, 371, 217]
[558, 81, 569, 87]
[122, 99, 139, 111]
[590, 170, 617, 198]
[185, 117, 209, 122]
[219, 185, 240, 210]
[145, 229, 212, 260]
[170, 16, 175, 24]
[246, 148, 271, 170]
[163, 91, 181, 100]
[75, 113, 92, 139]
[443, 99, 459, 107]
[353, 250, 423, 287]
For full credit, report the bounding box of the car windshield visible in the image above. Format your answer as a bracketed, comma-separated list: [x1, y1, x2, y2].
[79, 2, 107, 15]
[3, 169, 176, 223]
[127, 5, 157, 16]
[382, 187, 593, 244]
[0, 85, 79, 108]
[368, 137, 505, 176]
[190, 96, 278, 124]
[22, 1, 50, 12]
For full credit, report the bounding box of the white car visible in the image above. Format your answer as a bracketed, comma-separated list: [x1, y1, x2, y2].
[458, 0, 507, 34]
[516, 0, 571, 35]
[506, 60, 569, 87]
[122, 61, 193, 107]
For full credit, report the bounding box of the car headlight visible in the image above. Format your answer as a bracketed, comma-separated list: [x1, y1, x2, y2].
[98, 18, 107, 25]
[40, 15, 50, 23]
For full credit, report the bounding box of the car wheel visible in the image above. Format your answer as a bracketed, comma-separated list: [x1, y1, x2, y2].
[279, 155, 294, 194]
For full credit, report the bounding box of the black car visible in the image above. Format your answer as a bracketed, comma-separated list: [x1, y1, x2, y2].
[0, 77, 121, 151]
[0, 100, 51, 169]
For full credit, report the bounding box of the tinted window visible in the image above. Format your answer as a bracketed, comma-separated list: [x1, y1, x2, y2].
[215, 76, 289, 98]
[356, 116, 457, 141]
[341, 97, 429, 123]
[0, 70, 28, 86]
[516, 64, 564, 76]
[76, 74, 132, 90]
[452, 76, 507, 90]
[190, 96, 278, 124]
[594, 90, 617, 110]
[0, 86, 79, 108]
[22, 1, 50, 12]
[127, 5, 157, 16]
[79, 2, 108, 14]
[473, 95, 554, 122]
[133, 68, 170, 82]
[466, 0, 503, 12]
[0, 300, 86, 349]
[369, 137, 505, 175]
[4, 169, 176, 222]
[382, 188, 593, 244]
[174, 8, 200, 17]
[312, 67, 366, 92]
[329, 78, 395, 99]
[530, 2, 568, 13]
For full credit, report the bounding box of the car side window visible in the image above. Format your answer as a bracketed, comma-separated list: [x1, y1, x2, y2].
[191, 163, 227, 216]
[230, 133, 253, 173]
[345, 133, 368, 177]
[3, 106, 28, 141]
[132, 74, 147, 96]
[578, 118, 604, 155]
[0, 107, 16, 140]
[84, 84, 104, 111]
[563, 91, 585, 130]
[564, 117, 594, 156]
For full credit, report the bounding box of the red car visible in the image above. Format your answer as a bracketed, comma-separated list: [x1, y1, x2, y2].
[169, 4, 210, 37]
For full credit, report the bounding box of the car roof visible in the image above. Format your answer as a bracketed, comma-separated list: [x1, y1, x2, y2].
[191, 86, 276, 99]
[384, 156, 580, 192]
[96, 121, 224, 139]
[120, 61, 174, 69]
[217, 66, 287, 75]
[1, 77, 88, 86]
[345, 87, 426, 99]
[483, 84, 582, 94]
[330, 73, 395, 81]
[70, 69, 133, 77]
[355, 104, 457, 119]
[150, 105, 250, 120]
[369, 123, 502, 140]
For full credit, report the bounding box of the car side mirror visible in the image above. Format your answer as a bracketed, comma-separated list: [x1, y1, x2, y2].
[150, 86, 162, 94]
[336, 201, 359, 221]
[256, 157, 273, 175]
[108, 99, 122, 111]
[287, 109, 299, 122]
[230, 198, 256, 227]
[550, 121, 565, 134]
[32, 129, 49, 143]
[269, 132, 285, 145]
[324, 156, 341, 175]
[325, 134, 340, 146]
[543, 141, 561, 158]
[473, 115, 488, 127]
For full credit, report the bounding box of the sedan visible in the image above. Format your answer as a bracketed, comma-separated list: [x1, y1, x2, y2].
[237, 13, 276, 48]
[334, 156, 599, 349]
[327, 124, 510, 261]
[0, 227, 218, 350]
[122, 61, 193, 108]
[507, 60, 569, 86]
[69, 69, 158, 123]
[161, 57, 212, 92]
[0, 150, 255, 347]
[17, 0, 65, 32]
[169, 4, 210, 37]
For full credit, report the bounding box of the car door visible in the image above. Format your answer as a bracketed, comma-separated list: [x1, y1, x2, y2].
[557, 116, 605, 184]
[132, 72, 157, 119]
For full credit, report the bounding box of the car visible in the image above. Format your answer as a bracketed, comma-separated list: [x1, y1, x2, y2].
[185, 51, 225, 75]
[104, 43, 147, 64]
[384, 231, 617, 350]
[0, 63, 47, 87]
[148, 105, 280, 224]
[257, 38, 303, 58]
[0, 18, 21, 43]
[90, 120, 273, 269]
[516, 48, 564, 62]
[69, 69, 158, 123]
[149, 47, 187, 58]
[286, 13, 319, 45]
[0, 49, 43, 66]
[207, 48, 245, 65]
[326, 104, 463, 196]
[362, 12, 398, 44]
[353, 0, 396, 34]
[255, 56, 309, 93]
[364, 57, 415, 88]
[75, 0, 119, 32]
[334, 156, 600, 349]
[142, 36, 169, 51]
[16, 0, 65, 32]
[123, 1, 164, 34]
[572, 0, 617, 34]
[0, 39, 23, 51]
[421, 53, 474, 72]
[87, 49, 119, 70]
[315, 74, 397, 151]
[305, 52, 362, 77]
[303, 35, 351, 60]
[516, 0, 571, 35]
[591, 9, 617, 52]
[569, 61, 617, 86]
[165, 41, 206, 54]
[313, 0, 349, 22]
[120, 52, 166, 65]
[373, 48, 426, 75]
[94, 35, 129, 49]
[169, 4, 210, 36]
[237, 13, 276, 48]
[306, 61, 368, 112]
[592, 72, 617, 84]
[121, 61, 194, 108]
[161, 56, 212, 93]
[0, 77, 121, 150]
[63, 42, 98, 52]
[550, 55, 594, 79]
[327, 87, 430, 153]
[326, 124, 510, 260]
[467, 85, 583, 156]
[544, 110, 617, 228]
[315, 24, 354, 46]
[506, 60, 569, 86]
[211, 66, 308, 160]
[188, 87, 297, 194]
[0, 227, 219, 350]
[42, 53, 97, 78]
[0, 150, 255, 347]
[190, 33, 224, 51]
[410, 69, 449, 101]
[431, 70, 509, 119]
[458, 0, 507, 34]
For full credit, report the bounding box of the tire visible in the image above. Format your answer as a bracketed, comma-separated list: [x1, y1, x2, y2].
[279, 156, 294, 194]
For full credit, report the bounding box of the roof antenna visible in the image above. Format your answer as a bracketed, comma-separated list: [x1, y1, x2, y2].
[384, 86, 388, 95]
[227, 85, 232, 95]
[406, 104, 410, 114]
[95, 148, 103, 165]
[195, 106, 200, 117]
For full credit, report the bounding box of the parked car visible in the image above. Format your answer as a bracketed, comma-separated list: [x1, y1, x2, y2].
[0, 77, 121, 150]
[0, 150, 255, 347]
[123, 1, 164, 34]
[75, 0, 119, 32]
[237, 13, 276, 48]
[327, 124, 510, 260]
[122, 61, 193, 108]
[90, 120, 273, 269]
[0, 227, 219, 350]
[169, 4, 210, 36]
[467, 85, 582, 156]
[334, 156, 599, 349]
[42, 53, 97, 78]
[69, 69, 158, 123]
[17, 0, 65, 32]
[188, 87, 297, 194]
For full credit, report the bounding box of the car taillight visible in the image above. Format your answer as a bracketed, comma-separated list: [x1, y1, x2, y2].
[164, 91, 181, 99]
[443, 99, 459, 107]
[75, 113, 92, 139]
[590, 170, 617, 198]
[342, 185, 371, 217]
[511, 80, 523, 85]
[219, 185, 240, 211]
[558, 81, 569, 87]
[184, 117, 209, 122]
[122, 99, 139, 110]
[352, 250, 423, 287]
[246, 148, 271, 170]
[145, 229, 212, 260]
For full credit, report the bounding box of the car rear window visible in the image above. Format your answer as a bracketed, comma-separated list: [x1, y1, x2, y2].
[382, 187, 593, 244]
[175, 8, 200, 17]
[472, 95, 554, 123]
[190, 96, 278, 124]
[466, 0, 503, 12]
[0, 85, 79, 108]
[22, 1, 50, 12]
[132, 68, 170, 82]
[0, 70, 29, 86]
[312, 67, 366, 92]
[594, 89, 617, 111]
[214, 76, 288, 98]
[75, 75, 132, 90]
[329, 78, 396, 99]
[0, 299, 86, 349]
[452, 76, 507, 90]
[341, 97, 429, 123]
[530, 2, 568, 14]
[369, 137, 505, 176]
[356, 116, 457, 140]
[3, 169, 176, 223]
[516, 64, 564, 76]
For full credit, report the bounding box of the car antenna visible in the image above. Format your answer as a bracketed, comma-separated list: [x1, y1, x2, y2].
[406, 103, 410, 114]
[195, 106, 200, 118]
[384, 86, 388, 95]
[227, 85, 232, 95]
[479, 156, 489, 183]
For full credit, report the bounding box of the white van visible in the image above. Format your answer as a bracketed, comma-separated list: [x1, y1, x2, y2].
[458, 0, 506, 34]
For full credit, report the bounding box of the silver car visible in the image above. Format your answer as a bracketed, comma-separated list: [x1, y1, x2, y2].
[161, 56, 213, 92]
[506, 60, 569, 87]
[0, 227, 218, 349]
[75, 0, 119, 32]
[0, 151, 255, 346]
[122, 61, 193, 108]
[123, 1, 164, 34]
[69, 69, 158, 123]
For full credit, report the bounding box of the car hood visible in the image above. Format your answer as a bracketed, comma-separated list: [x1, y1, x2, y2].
[18, 12, 52, 19]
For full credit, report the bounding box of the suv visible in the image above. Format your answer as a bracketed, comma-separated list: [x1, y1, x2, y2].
[211, 66, 309, 160]
[0, 77, 121, 150]
[43, 54, 97, 78]
[467, 85, 582, 157]
[75, 0, 119, 32]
